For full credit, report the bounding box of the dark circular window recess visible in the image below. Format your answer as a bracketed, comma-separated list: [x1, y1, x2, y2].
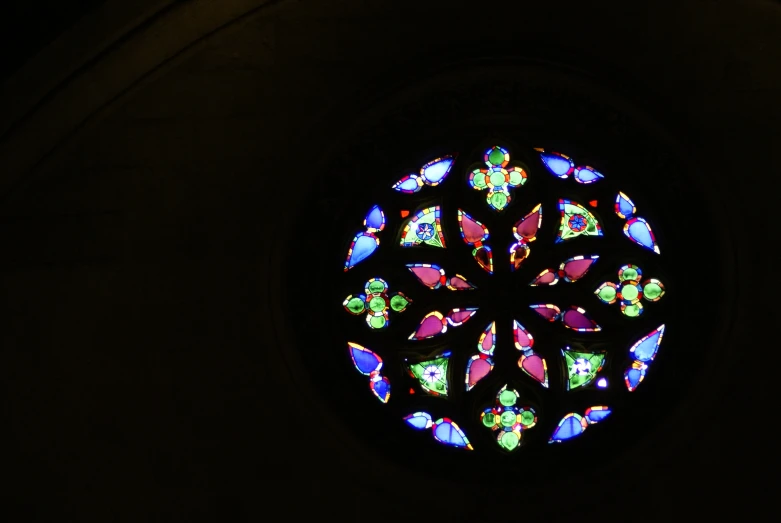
[278, 56, 734, 490]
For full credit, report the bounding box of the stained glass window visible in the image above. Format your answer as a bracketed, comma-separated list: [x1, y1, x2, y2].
[328, 141, 674, 459]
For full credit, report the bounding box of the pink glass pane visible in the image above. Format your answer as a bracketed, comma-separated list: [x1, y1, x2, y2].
[561, 255, 598, 282]
[480, 322, 496, 353]
[407, 264, 444, 289]
[562, 307, 601, 332]
[458, 209, 489, 244]
[447, 308, 477, 326]
[514, 204, 542, 241]
[513, 320, 534, 350]
[447, 275, 476, 290]
[466, 357, 493, 390]
[409, 312, 446, 339]
[530, 304, 561, 322]
[520, 353, 547, 386]
[530, 268, 557, 286]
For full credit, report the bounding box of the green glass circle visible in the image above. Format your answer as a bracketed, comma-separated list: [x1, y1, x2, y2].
[367, 280, 386, 294]
[500, 411, 516, 427]
[624, 304, 641, 317]
[368, 296, 386, 312]
[520, 410, 535, 426]
[482, 412, 496, 427]
[346, 297, 365, 314]
[499, 389, 517, 406]
[369, 315, 387, 328]
[621, 267, 638, 281]
[598, 285, 617, 302]
[499, 431, 520, 451]
[508, 168, 524, 186]
[390, 294, 409, 312]
[471, 171, 487, 188]
[489, 192, 508, 209]
[488, 148, 505, 166]
[621, 284, 639, 302]
[489, 171, 506, 187]
[644, 282, 663, 300]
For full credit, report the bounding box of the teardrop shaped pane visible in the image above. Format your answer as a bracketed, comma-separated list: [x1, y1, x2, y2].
[473, 245, 493, 274]
[585, 406, 611, 424]
[614, 191, 636, 219]
[513, 203, 542, 241]
[630, 324, 665, 362]
[458, 209, 490, 244]
[478, 322, 496, 355]
[573, 166, 604, 184]
[348, 342, 382, 375]
[540, 151, 574, 178]
[624, 217, 660, 254]
[509, 242, 530, 271]
[432, 418, 472, 449]
[390, 293, 411, 312]
[559, 255, 599, 282]
[406, 263, 445, 289]
[344, 233, 378, 271]
[446, 308, 478, 327]
[408, 354, 450, 396]
[519, 352, 548, 388]
[404, 411, 433, 430]
[370, 376, 391, 403]
[530, 304, 561, 322]
[343, 294, 367, 315]
[549, 413, 587, 443]
[556, 199, 603, 243]
[400, 206, 446, 248]
[465, 355, 494, 391]
[530, 268, 558, 286]
[409, 311, 447, 340]
[447, 274, 477, 290]
[624, 361, 647, 391]
[562, 306, 601, 332]
[421, 155, 454, 185]
[392, 174, 422, 193]
[562, 348, 606, 390]
[364, 205, 386, 232]
[513, 320, 534, 350]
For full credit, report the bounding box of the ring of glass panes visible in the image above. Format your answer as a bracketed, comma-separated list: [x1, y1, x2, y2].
[341, 144, 668, 453]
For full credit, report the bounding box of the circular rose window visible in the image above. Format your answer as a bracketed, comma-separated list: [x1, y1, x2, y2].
[331, 141, 670, 453]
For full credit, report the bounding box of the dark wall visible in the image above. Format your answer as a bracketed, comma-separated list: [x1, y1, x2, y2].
[0, 1, 776, 522]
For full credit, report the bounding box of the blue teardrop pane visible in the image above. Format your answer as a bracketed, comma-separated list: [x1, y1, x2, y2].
[422, 157, 454, 184]
[364, 205, 385, 231]
[615, 192, 636, 219]
[626, 218, 658, 253]
[586, 408, 612, 424]
[574, 166, 604, 184]
[624, 367, 644, 390]
[433, 420, 468, 447]
[371, 377, 390, 403]
[404, 412, 432, 430]
[540, 152, 573, 178]
[347, 233, 378, 268]
[632, 325, 664, 362]
[349, 344, 381, 375]
[392, 175, 421, 193]
[551, 415, 584, 442]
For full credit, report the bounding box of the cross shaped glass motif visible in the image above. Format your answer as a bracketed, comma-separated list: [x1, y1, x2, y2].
[343, 277, 411, 329]
[468, 145, 528, 211]
[595, 264, 665, 317]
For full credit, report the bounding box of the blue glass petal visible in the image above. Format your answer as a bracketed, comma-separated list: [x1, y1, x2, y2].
[586, 408, 612, 424]
[392, 175, 421, 193]
[422, 157, 454, 184]
[347, 233, 378, 268]
[540, 152, 573, 178]
[364, 205, 385, 231]
[350, 344, 381, 375]
[574, 167, 604, 184]
[626, 218, 657, 253]
[625, 367, 644, 390]
[371, 377, 390, 403]
[404, 412, 433, 430]
[615, 192, 636, 219]
[632, 325, 665, 362]
[550, 415, 584, 442]
[433, 420, 468, 448]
